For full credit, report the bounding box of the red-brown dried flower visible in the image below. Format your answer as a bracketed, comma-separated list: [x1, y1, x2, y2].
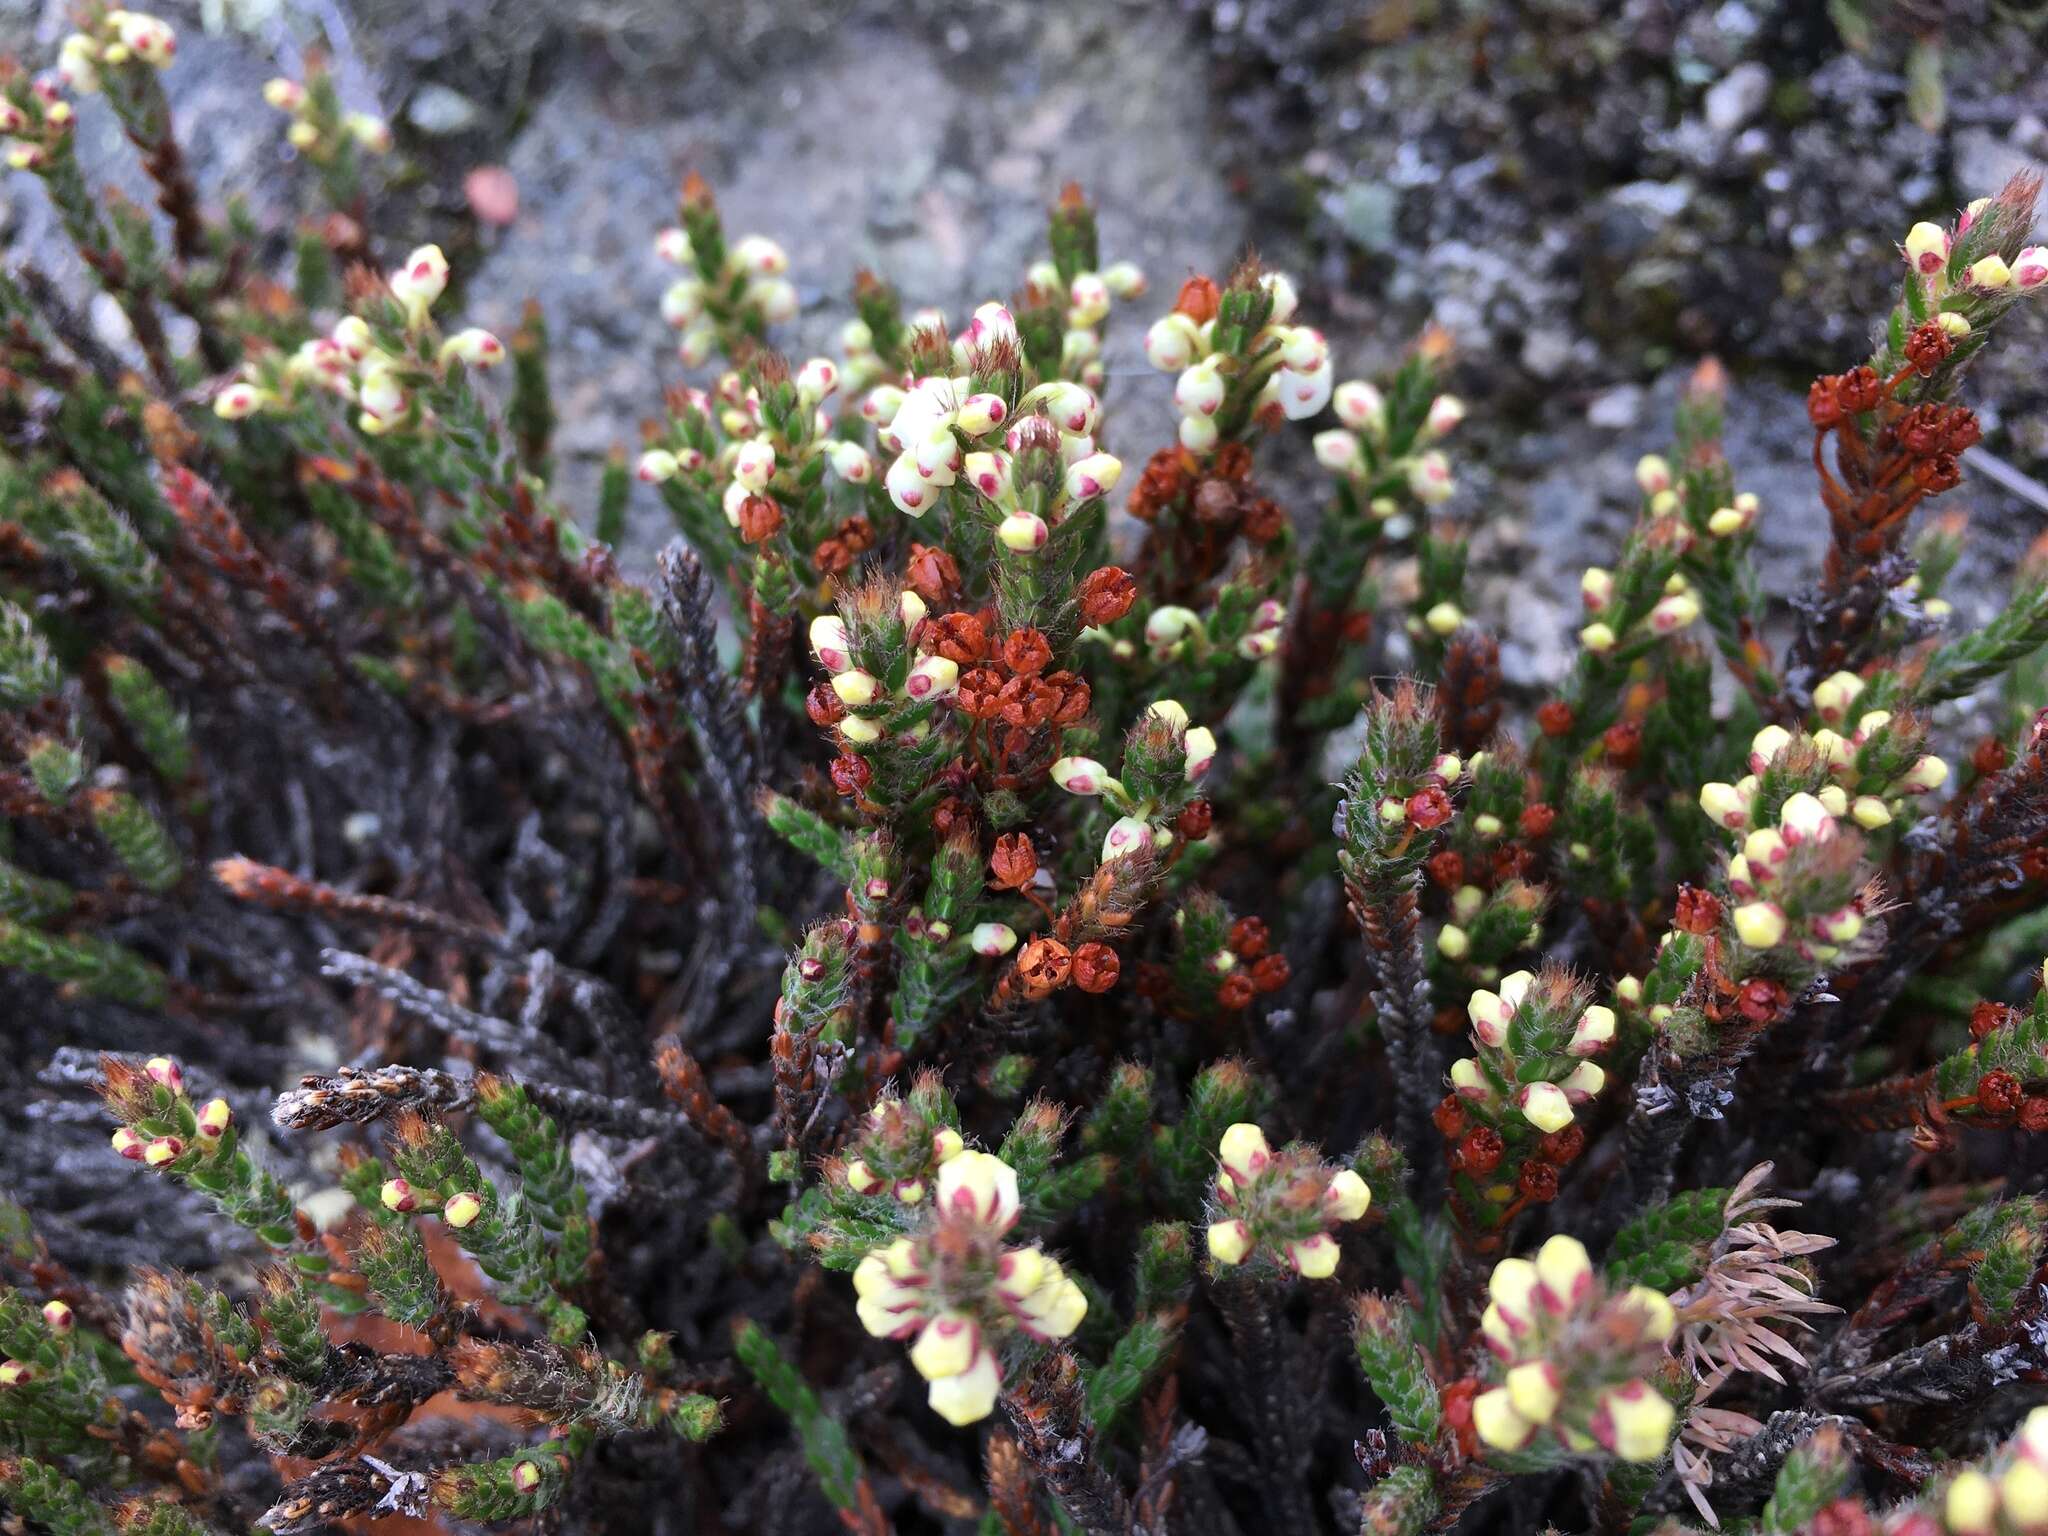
[1045, 670, 1091, 725]
[1128, 448, 1187, 521]
[1973, 736, 2011, 777]
[1228, 917, 1269, 959]
[805, 682, 846, 727]
[1077, 566, 1136, 626]
[1427, 850, 1466, 890]
[929, 612, 989, 665]
[1518, 803, 1556, 839]
[1836, 366, 1883, 414]
[989, 833, 1037, 891]
[835, 515, 876, 554]
[1455, 1127, 1503, 1176]
[957, 667, 1004, 719]
[1406, 786, 1453, 830]
[1903, 320, 1954, 377]
[1212, 442, 1253, 483]
[1217, 971, 1257, 1010]
[2021, 1096, 2048, 1134]
[905, 542, 960, 603]
[829, 754, 871, 796]
[1977, 1070, 2025, 1116]
[1536, 700, 1574, 737]
[1072, 942, 1120, 994]
[1250, 954, 1290, 993]
[1537, 1123, 1585, 1165]
[1432, 1094, 1467, 1138]
[1241, 497, 1285, 543]
[736, 495, 782, 544]
[1015, 937, 1072, 1000]
[1674, 886, 1723, 936]
[1807, 376, 1843, 430]
[1516, 1159, 1560, 1203]
[998, 675, 1060, 729]
[812, 537, 854, 575]
[1736, 976, 1785, 1024]
[1177, 799, 1213, 840]
[1001, 628, 1053, 677]
[1174, 275, 1220, 324]
[1602, 719, 1642, 769]
[1971, 1000, 2020, 1041]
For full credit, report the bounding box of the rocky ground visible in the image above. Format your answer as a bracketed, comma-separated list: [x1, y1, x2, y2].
[3, 0, 2045, 686]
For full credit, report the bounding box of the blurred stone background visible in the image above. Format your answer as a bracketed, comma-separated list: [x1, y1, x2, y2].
[2, 0, 2044, 686]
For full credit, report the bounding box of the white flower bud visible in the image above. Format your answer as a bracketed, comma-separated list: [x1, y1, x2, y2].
[886, 452, 940, 516]
[1903, 220, 1949, 276]
[389, 244, 449, 317]
[1178, 413, 1219, 452]
[1635, 454, 1672, 495]
[826, 441, 873, 483]
[439, 328, 505, 368]
[1144, 313, 1200, 371]
[997, 511, 1048, 551]
[1101, 815, 1150, 862]
[971, 922, 1017, 956]
[904, 655, 959, 701]
[212, 381, 267, 420]
[732, 234, 789, 275]
[1051, 756, 1110, 795]
[1145, 606, 1200, 649]
[1063, 452, 1122, 501]
[955, 392, 1007, 436]
[1183, 726, 1217, 780]
[636, 449, 680, 484]
[1260, 271, 1299, 323]
[1425, 394, 1465, 437]
[1408, 451, 1454, 504]
[1174, 360, 1227, 418]
[1333, 380, 1385, 433]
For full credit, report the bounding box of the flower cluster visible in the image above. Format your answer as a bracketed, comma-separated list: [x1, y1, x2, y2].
[215, 243, 504, 429]
[836, 1074, 964, 1203]
[1146, 263, 1329, 455]
[1700, 718, 1947, 839]
[53, 8, 176, 96]
[851, 1148, 1087, 1425]
[1438, 968, 1610, 1229]
[1714, 784, 1880, 966]
[1470, 1235, 1676, 1463]
[1202, 1122, 1371, 1277]
[654, 175, 797, 366]
[261, 70, 392, 160]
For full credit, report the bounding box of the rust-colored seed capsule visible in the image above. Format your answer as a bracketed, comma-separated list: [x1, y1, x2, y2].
[1516, 1159, 1560, 1203]
[1076, 566, 1137, 626]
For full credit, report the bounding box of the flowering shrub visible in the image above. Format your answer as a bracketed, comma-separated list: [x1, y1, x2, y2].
[3, 9, 2048, 1534]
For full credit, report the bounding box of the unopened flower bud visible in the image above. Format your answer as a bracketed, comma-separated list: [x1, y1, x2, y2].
[1698, 781, 1747, 830]
[1408, 451, 1454, 504]
[212, 381, 267, 420]
[146, 1055, 184, 1093]
[970, 922, 1018, 957]
[510, 1460, 546, 1496]
[1635, 454, 1672, 495]
[1900, 754, 1949, 793]
[1850, 795, 1892, 829]
[1579, 621, 1616, 653]
[1749, 725, 1791, 771]
[1811, 670, 1866, 725]
[1063, 452, 1121, 501]
[1570, 1005, 1616, 1056]
[1600, 1381, 1674, 1462]
[830, 670, 879, 707]
[1438, 923, 1470, 959]
[1904, 220, 1950, 275]
[1649, 592, 1699, 633]
[0, 1360, 32, 1388]
[443, 1191, 484, 1229]
[440, 328, 505, 369]
[1580, 566, 1614, 612]
[997, 511, 1048, 552]
[1207, 1219, 1252, 1265]
[1144, 313, 1200, 371]
[1968, 254, 2014, 290]
[1423, 600, 1463, 636]
[1288, 1233, 1341, 1278]
[732, 234, 789, 276]
[1472, 1387, 1536, 1451]
[1938, 311, 1971, 338]
[195, 1098, 231, 1140]
[380, 1177, 417, 1213]
[112, 1127, 144, 1161]
[390, 244, 449, 316]
[904, 655, 959, 701]
[2017, 247, 2048, 290]
[1325, 1169, 1371, 1221]
[1518, 1082, 1574, 1134]
[1733, 901, 1787, 949]
[1505, 1361, 1562, 1424]
[1174, 361, 1226, 419]
[1182, 725, 1217, 780]
[143, 1136, 184, 1168]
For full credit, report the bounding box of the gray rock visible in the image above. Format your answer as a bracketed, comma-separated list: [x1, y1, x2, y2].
[406, 83, 483, 136]
[1704, 62, 1770, 135]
